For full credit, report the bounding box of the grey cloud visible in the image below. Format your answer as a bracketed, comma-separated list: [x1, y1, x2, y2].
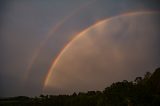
[0, 0, 160, 97]
[44, 13, 160, 95]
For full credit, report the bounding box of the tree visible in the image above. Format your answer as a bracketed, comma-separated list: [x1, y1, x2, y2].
[134, 77, 142, 84]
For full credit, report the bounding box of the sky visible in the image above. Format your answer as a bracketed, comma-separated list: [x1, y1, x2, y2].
[0, 0, 160, 97]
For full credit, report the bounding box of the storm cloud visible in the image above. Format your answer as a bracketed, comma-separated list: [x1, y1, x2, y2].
[44, 13, 160, 94]
[0, 0, 160, 97]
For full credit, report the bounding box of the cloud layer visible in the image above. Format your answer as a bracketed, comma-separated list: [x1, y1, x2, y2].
[45, 13, 160, 94]
[0, 0, 160, 97]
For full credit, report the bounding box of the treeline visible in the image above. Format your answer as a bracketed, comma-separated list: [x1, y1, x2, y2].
[1, 68, 160, 106]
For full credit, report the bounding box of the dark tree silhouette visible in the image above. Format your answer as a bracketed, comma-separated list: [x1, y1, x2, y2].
[1, 67, 160, 106]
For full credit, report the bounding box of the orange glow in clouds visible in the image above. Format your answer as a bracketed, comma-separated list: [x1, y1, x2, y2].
[43, 11, 160, 90]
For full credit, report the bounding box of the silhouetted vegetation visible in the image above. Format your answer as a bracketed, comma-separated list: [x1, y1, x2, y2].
[1, 68, 160, 106]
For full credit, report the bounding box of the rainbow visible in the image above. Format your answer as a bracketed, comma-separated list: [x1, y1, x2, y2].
[43, 10, 160, 90]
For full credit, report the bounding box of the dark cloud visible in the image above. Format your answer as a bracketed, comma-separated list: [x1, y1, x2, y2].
[44, 13, 160, 95]
[0, 0, 160, 97]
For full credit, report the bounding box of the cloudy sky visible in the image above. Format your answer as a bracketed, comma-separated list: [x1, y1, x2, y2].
[0, 0, 160, 97]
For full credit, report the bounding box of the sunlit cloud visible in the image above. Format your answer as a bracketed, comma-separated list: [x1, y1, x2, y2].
[44, 12, 160, 94]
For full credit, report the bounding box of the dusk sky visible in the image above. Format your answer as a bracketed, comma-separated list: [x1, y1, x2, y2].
[0, 0, 160, 97]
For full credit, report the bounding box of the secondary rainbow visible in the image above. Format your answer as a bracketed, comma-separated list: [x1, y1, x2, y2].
[23, 0, 97, 81]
